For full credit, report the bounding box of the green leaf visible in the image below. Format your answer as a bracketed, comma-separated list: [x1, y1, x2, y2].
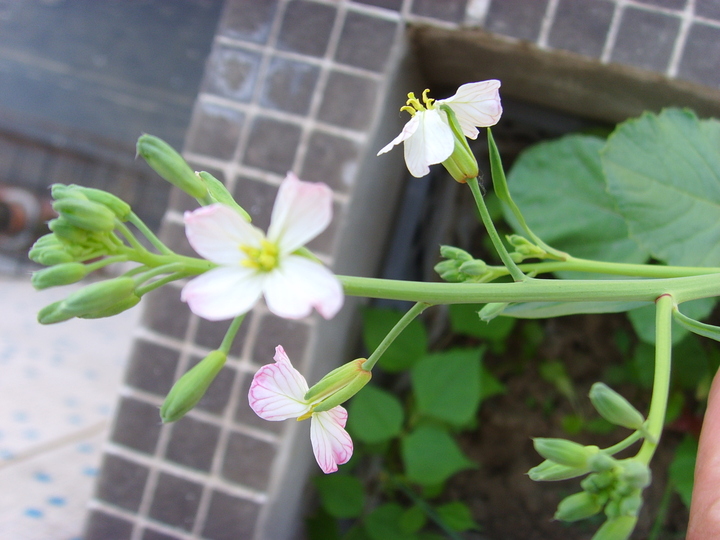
[479, 365, 506, 401]
[627, 297, 715, 345]
[674, 307, 720, 343]
[669, 435, 698, 508]
[348, 385, 404, 444]
[362, 307, 427, 372]
[399, 506, 427, 534]
[365, 503, 418, 540]
[672, 335, 709, 391]
[602, 108, 720, 267]
[435, 501, 479, 532]
[449, 304, 515, 342]
[411, 348, 483, 426]
[313, 474, 365, 519]
[306, 508, 341, 540]
[504, 134, 648, 271]
[402, 426, 476, 485]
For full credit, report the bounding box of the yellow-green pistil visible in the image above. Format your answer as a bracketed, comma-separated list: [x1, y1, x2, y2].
[400, 89, 435, 116]
[241, 240, 279, 272]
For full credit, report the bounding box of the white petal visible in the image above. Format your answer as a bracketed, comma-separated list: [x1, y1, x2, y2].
[377, 115, 420, 156]
[184, 204, 264, 265]
[403, 109, 454, 178]
[439, 80, 503, 139]
[310, 406, 353, 473]
[180, 266, 264, 321]
[248, 345, 311, 421]
[263, 256, 344, 320]
[267, 173, 333, 254]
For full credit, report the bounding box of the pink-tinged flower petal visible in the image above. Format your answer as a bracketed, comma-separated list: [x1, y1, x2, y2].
[310, 406, 353, 473]
[377, 115, 420, 156]
[267, 173, 333, 254]
[248, 346, 311, 421]
[263, 256, 344, 320]
[439, 80, 502, 139]
[184, 204, 264, 265]
[181, 266, 264, 321]
[403, 109, 454, 178]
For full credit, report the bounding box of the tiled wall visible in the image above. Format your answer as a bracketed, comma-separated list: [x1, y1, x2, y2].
[86, 1, 720, 539]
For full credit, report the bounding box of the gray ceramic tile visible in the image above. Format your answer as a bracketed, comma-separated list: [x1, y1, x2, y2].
[696, 0, 720, 20]
[219, 0, 279, 44]
[260, 56, 321, 115]
[301, 131, 359, 193]
[678, 22, 720, 87]
[335, 11, 398, 72]
[158, 221, 197, 258]
[110, 397, 162, 454]
[610, 7, 680, 72]
[84, 510, 134, 540]
[234, 374, 284, 433]
[244, 117, 302, 174]
[252, 314, 309, 364]
[485, 0, 549, 41]
[195, 310, 252, 357]
[141, 528, 181, 540]
[352, 0, 402, 10]
[202, 491, 261, 540]
[95, 454, 149, 512]
[202, 45, 261, 102]
[149, 473, 202, 531]
[165, 416, 221, 471]
[185, 101, 244, 160]
[548, 0, 614, 58]
[411, 0, 468, 22]
[125, 339, 179, 396]
[222, 431, 276, 490]
[186, 356, 237, 416]
[141, 286, 190, 340]
[634, 0, 686, 9]
[318, 71, 378, 131]
[233, 176, 278, 232]
[277, 1, 337, 57]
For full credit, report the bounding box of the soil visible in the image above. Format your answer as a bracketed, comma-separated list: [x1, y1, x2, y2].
[443, 313, 692, 540]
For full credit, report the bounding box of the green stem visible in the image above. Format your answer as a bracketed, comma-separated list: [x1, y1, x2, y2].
[604, 431, 643, 456]
[636, 294, 674, 464]
[135, 272, 190, 296]
[128, 212, 174, 255]
[510, 259, 720, 279]
[114, 219, 149, 253]
[467, 177, 526, 282]
[363, 302, 430, 371]
[219, 314, 246, 355]
[84, 255, 128, 273]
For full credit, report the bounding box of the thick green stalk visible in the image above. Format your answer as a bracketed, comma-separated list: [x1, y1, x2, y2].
[511, 259, 720, 279]
[363, 302, 430, 371]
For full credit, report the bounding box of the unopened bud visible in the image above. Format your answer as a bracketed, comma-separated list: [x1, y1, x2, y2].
[31, 262, 88, 290]
[62, 277, 136, 316]
[37, 301, 75, 325]
[618, 460, 651, 490]
[79, 294, 141, 319]
[479, 302, 508, 322]
[51, 184, 87, 201]
[527, 459, 589, 482]
[581, 471, 614, 493]
[29, 235, 75, 265]
[75, 186, 131, 221]
[554, 491, 603, 522]
[587, 452, 617, 473]
[137, 135, 208, 200]
[507, 234, 547, 261]
[533, 438, 599, 468]
[161, 350, 227, 422]
[49, 218, 90, 244]
[591, 516, 637, 540]
[197, 171, 252, 221]
[306, 358, 372, 414]
[618, 492, 643, 517]
[439, 245, 473, 262]
[589, 383, 645, 431]
[458, 259, 488, 276]
[53, 198, 116, 232]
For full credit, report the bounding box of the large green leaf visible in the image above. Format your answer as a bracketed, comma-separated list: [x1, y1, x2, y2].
[602, 109, 720, 267]
[313, 474, 365, 518]
[401, 426, 475, 485]
[365, 503, 418, 540]
[504, 134, 648, 266]
[347, 385, 404, 444]
[411, 348, 483, 427]
[362, 307, 427, 372]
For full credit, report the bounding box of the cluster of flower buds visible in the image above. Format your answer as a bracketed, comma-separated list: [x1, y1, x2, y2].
[506, 234, 549, 263]
[434, 245, 491, 283]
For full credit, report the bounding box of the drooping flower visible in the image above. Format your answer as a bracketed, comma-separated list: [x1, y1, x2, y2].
[181, 172, 343, 321]
[248, 346, 356, 473]
[377, 80, 502, 178]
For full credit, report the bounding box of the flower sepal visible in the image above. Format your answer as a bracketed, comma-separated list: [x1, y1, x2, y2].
[439, 104, 479, 183]
[305, 358, 372, 414]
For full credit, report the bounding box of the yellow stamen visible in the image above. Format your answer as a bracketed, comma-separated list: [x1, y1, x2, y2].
[398, 89, 436, 116]
[240, 239, 279, 272]
[421, 88, 435, 109]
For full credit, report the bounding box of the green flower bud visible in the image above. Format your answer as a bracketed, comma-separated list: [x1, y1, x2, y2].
[305, 358, 372, 413]
[527, 459, 590, 482]
[618, 460, 651, 490]
[53, 198, 116, 232]
[78, 294, 141, 319]
[439, 104, 479, 183]
[137, 134, 208, 200]
[581, 471, 615, 493]
[533, 438, 599, 468]
[31, 262, 88, 290]
[591, 516, 637, 540]
[75, 186, 131, 221]
[31, 247, 76, 266]
[589, 383, 645, 431]
[49, 218, 90, 244]
[554, 491, 603, 522]
[587, 452, 617, 473]
[51, 183, 87, 201]
[479, 302, 508, 322]
[458, 259, 488, 277]
[62, 277, 137, 316]
[618, 492, 643, 517]
[439, 245, 472, 262]
[160, 350, 227, 422]
[37, 301, 75, 325]
[507, 234, 547, 261]
[197, 171, 252, 221]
